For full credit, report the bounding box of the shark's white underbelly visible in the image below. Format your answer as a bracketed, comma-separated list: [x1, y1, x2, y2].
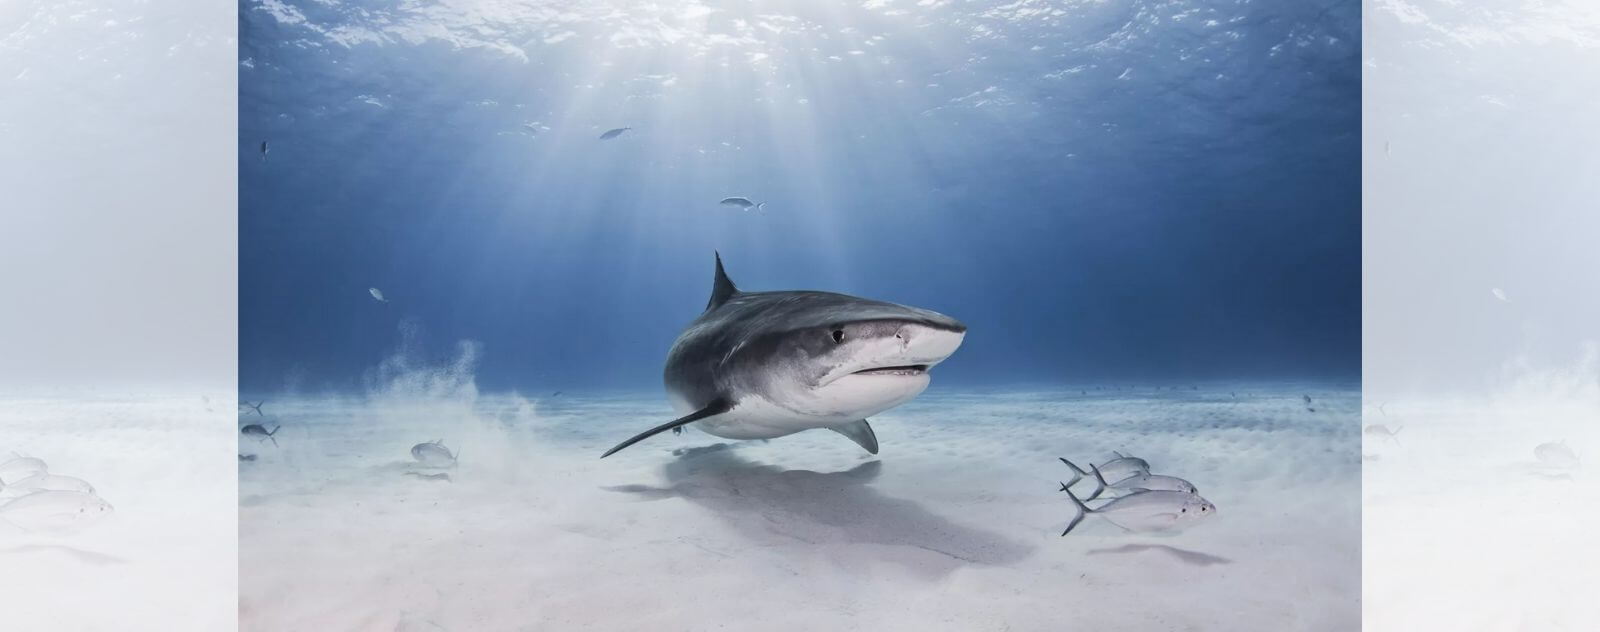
[667, 393, 850, 440]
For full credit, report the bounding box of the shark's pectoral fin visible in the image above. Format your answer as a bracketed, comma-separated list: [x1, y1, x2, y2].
[829, 419, 879, 455]
[601, 398, 732, 458]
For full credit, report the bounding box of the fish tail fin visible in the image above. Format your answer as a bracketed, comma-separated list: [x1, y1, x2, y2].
[1057, 457, 1087, 487]
[267, 425, 279, 436]
[757, 202, 766, 213]
[1061, 486, 1091, 536]
[1087, 464, 1109, 501]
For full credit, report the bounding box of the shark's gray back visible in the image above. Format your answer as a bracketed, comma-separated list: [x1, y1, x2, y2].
[663, 289, 960, 409]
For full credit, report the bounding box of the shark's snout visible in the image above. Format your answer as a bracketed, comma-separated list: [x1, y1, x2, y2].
[894, 322, 966, 366]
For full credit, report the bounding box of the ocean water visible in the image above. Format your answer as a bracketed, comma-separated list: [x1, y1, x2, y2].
[238, 0, 1361, 629]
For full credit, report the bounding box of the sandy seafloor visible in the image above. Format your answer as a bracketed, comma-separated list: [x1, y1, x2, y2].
[0, 395, 237, 631]
[239, 384, 1359, 631]
[1363, 385, 1600, 630]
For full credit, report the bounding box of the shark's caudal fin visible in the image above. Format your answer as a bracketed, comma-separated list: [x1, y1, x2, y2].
[828, 419, 878, 455]
[707, 252, 739, 311]
[601, 398, 733, 458]
[1061, 485, 1092, 536]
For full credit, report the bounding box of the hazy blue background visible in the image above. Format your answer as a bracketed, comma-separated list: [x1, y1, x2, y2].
[240, 0, 1359, 394]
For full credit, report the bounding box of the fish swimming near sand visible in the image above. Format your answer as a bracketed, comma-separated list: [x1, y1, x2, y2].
[0, 474, 95, 500]
[1364, 424, 1403, 445]
[239, 454, 257, 462]
[1059, 456, 1150, 492]
[1069, 461, 1197, 500]
[0, 491, 114, 532]
[411, 440, 458, 467]
[598, 127, 631, 140]
[719, 197, 766, 213]
[369, 287, 388, 303]
[403, 472, 453, 483]
[1534, 441, 1579, 469]
[1059, 482, 1215, 536]
[0, 457, 48, 485]
[242, 424, 280, 447]
[1303, 394, 1313, 405]
[601, 252, 966, 458]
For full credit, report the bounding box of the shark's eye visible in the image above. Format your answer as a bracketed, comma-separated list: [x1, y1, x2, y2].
[832, 329, 844, 343]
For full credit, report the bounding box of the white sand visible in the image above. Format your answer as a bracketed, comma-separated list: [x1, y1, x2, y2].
[1364, 371, 1600, 630]
[240, 384, 1357, 630]
[0, 395, 237, 631]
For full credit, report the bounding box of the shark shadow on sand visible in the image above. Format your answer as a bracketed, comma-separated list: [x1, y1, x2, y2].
[604, 444, 1035, 579]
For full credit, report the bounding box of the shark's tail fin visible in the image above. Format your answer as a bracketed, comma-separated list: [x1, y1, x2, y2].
[1061, 486, 1091, 536]
[1058, 457, 1088, 488]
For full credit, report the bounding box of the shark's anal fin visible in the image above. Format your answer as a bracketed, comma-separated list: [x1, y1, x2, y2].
[601, 398, 732, 458]
[829, 419, 879, 455]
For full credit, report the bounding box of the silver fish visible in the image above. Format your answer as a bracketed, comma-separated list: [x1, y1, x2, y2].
[0, 457, 48, 486]
[1534, 441, 1579, 469]
[598, 127, 631, 140]
[0, 491, 114, 532]
[369, 287, 388, 303]
[0, 474, 95, 499]
[411, 440, 457, 467]
[1082, 463, 1196, 499]
[1058, 455, 1153, 498]
[1060, 485, 1215, 536]
[718, 197, 766, 212]
[242, 424, 280, 447]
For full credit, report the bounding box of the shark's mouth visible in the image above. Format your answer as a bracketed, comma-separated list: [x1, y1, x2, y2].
[851, 364, 929, 376]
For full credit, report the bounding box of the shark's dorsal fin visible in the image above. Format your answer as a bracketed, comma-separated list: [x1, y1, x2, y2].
[828, 419, 879, 455]
[707, 251, 738, 311]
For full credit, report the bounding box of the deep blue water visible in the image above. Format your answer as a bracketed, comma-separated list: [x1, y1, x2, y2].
[239, 0, 1359, 394]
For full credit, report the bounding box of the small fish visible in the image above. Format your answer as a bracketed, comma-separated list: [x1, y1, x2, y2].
[1364, 424, 1403, 445]
[1534, 441, 1579, 469]
[1303, 394, 1313, 405]
[598, 127, 632, 140]
[1059, 484, 1215, 536]
[242, 424, 280, 447]
[718, 197, 766, 212]
[0, 474, 95, 499]
[1307, 407, 1316, 413]
[369, 287, 388, 303]
[238, 454, 257, 462]
[0, 491, 114, 532]
[260, 140, 268, 161]
[411, 440, 458, 467]
[0, 457, 48, 485]
[1083, 462, 1197, 500]
[403, 472, 452, 483]
[1491, 287, 1509, 303]
[1058, 454, 1149, 491]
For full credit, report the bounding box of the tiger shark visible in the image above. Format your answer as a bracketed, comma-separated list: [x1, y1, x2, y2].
[601, 253, 967, 458]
